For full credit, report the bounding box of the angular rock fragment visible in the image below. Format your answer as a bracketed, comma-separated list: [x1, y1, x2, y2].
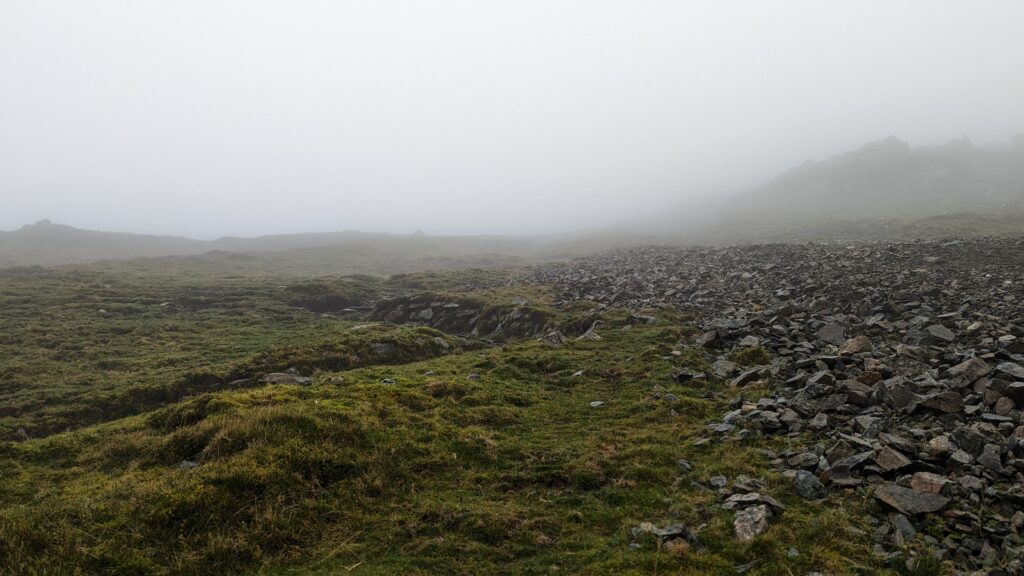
[733, 505, 771, 541]
[817, 323, 847, 346]
[943, 358, 991, 388]
[793, 470, 828, 499]
[890, 514, 916, 541]
[788, 452, 819, 470]
[977, 443, 1003, 472]
[910, 472, 949, 494]
[925, 324, 956, 343]
[874, 447, 912, 472]
[1004, 382, 1024, 406]
[918, 391, 964, 414]
[874, 377, 914, 410]
[696, 330, 724, 348]
[838, 335, 872, 356]
[646, 524, 703, 550]
[996, 362, 1024, 380]
[730, 369, 763, 387]
[831, 450, 874, 470]
[792, 393, 847, 417]
[874, 484, 950, 515]
[711, 359, 739, 378]
[926, 436, 955, 457]
[673, 368, 706, 383]
[541, 331, 567, 347]
[723, 492, 786, 512]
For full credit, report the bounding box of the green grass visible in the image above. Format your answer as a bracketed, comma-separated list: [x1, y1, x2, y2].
[0, 263, 513, 438]
[0, 257, 900, 575]
[0, 312, 891, 575]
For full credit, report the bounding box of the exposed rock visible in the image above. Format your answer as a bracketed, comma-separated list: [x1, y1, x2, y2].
[260, 373, 313, 385]
[977, 443, 1003, 471]
[731, 369, 763, 387]
[734, 505, 771, 541]
[696, 330, 724, 348]
[943, 358, 991, 388]
[909, 472, 949, 494]
[874, 484, 950, 515]
[576, 322, 603, 341]
[838, 335, 873, 356]
[633, 522, 703, 550]
[541, 330, 567, 347]
[674, 368, 707, 383]
[793, 470, 828, 499]
[817, 323, 847, 346]
[995, 362, 1024, 380]
[372, 293, 550, 339]
[926, 436, 955, 457]
[874, 447, 912, 472]
[723, 492, 785, 512]
[925, 324, 956, 343]
[1004, 382, 1024, 405]
[788, 452, 819, 470]
[918, 391, 964, 414]
[712, 359, 739, 378]
[891, 514, 916, 541]
[526, 238, 1024, 572]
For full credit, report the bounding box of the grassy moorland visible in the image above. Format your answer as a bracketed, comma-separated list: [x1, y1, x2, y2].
[0, 260, 479, 439]
[0, 258, 895, 575]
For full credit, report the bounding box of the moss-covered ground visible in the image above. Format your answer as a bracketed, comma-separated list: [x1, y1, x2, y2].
[0, 263, 897, 575]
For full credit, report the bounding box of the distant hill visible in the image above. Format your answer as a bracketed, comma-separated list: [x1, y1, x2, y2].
[0, 219, 649, 271]
[8, 135, 1024, 267]
[734, 135, 1024, 222]
[685, 135, 1024, 242]
[0, 220, 206, 267]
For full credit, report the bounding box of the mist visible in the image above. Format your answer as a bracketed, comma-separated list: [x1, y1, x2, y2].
[3, 0, 1024, 239]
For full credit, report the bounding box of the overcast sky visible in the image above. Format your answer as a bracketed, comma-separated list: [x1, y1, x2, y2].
[2, 1, 1023, 238]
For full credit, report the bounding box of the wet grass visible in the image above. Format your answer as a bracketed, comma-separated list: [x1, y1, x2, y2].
[0, 308, 892, 575]
[0, 263, 510, 438]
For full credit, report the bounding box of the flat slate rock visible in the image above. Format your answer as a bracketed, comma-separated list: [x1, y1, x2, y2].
[926, 324, 956, 342]
[943, 357, 991, 387]
[817, 323, 846, 346]
[873, 483, 950, 515]
[918, 390, 964, 414]
[996, 362, 1024, 380]
[793, 470, 828, 499]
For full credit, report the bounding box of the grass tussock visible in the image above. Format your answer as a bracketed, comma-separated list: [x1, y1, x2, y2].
[0, 313, 891, 575]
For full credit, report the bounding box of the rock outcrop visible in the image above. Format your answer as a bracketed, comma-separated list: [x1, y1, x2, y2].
[372, 293, 551, 339]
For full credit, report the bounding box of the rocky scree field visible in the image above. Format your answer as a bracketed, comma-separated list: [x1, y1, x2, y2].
[530, 237, 1024, 574]
[1, 237, 1023, 575]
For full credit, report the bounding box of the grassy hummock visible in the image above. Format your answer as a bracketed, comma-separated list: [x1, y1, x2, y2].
[0, 305, 890, 575]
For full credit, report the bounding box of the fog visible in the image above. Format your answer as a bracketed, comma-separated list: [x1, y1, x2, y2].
[2, 1, 1023, 239]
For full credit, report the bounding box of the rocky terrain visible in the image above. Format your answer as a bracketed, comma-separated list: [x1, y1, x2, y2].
[5, 234, 1024, 575]
[371, 293, 552, 339]
[530, 238, 1024, 574]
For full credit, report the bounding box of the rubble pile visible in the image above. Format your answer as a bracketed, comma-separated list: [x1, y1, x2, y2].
[531, 238, 1024, 574]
